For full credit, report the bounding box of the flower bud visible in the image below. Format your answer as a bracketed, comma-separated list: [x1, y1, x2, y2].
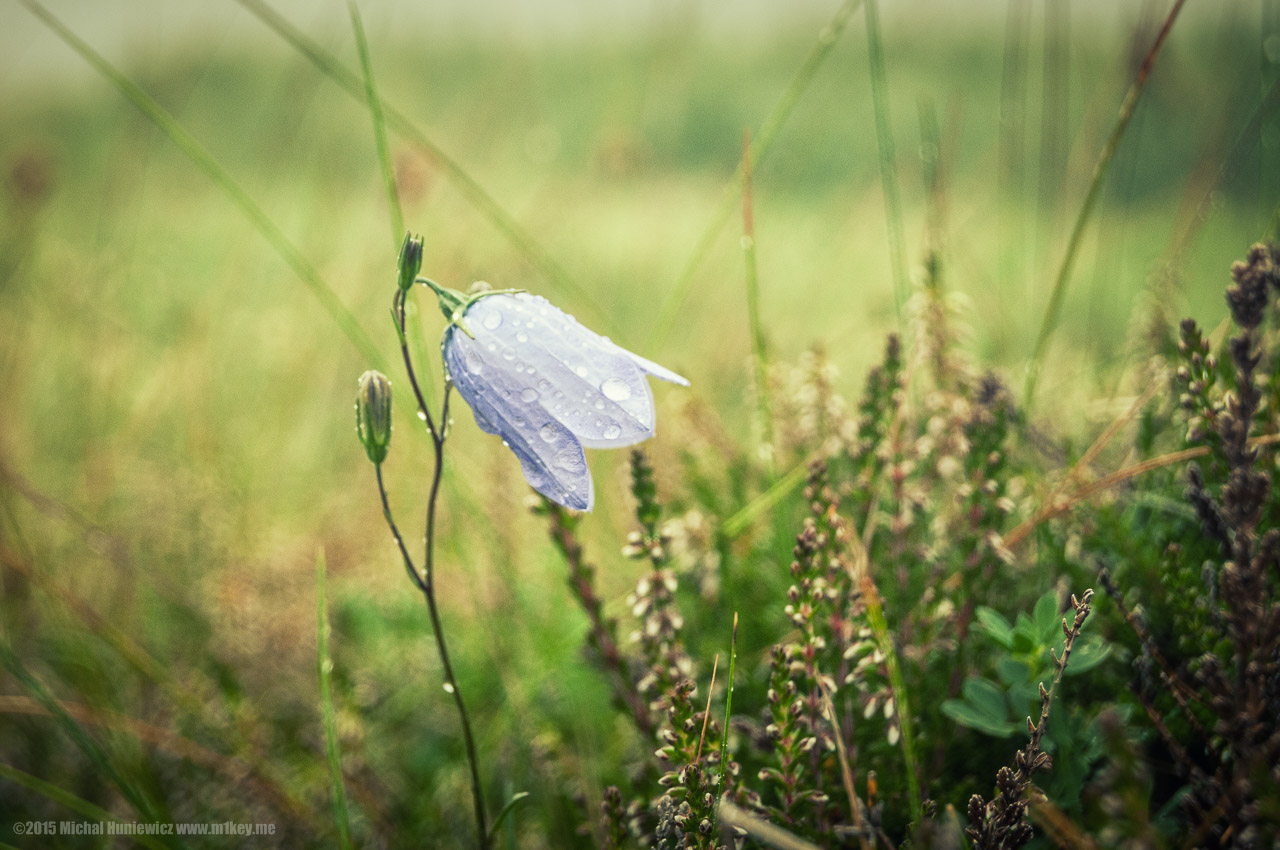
[397, 231, 424, 292]
[356, 370, 392, 464]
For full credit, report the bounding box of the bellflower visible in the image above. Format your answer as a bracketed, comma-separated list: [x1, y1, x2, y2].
[431, 286, 688, 511]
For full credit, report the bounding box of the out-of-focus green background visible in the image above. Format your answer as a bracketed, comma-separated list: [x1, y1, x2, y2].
[1, 0, 1276, 845]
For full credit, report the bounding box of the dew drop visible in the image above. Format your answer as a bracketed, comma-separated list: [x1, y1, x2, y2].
[601, 377, 632, 401]
[554, 390, 565, 400]
[539, 422, 562, 443]
[538, 379, 551, 390]
[575, 366, 589, 378]
[553, 448, 585, 473]
[520, 388, 539, 403]
[594, 399, 605, 410]
[482, 312, 502, 330]
[603, 423, 622, 439]
[517, 332, 528, 343]
[443, 682, 455, 694]
[501, 348, 516, 361]
[464, 348, 484, 374]
[487, 343, 497, 352]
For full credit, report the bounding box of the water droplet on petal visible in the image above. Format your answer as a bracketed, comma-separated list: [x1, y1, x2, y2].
[464, 348, 484, 374]
[539, 422, 564, 443]
[553, 449, 585, 473]
[538, 379, 551, 390]
[604, 423, 622, 439]
[594, 399, 605, 410]
[575, 366, 589, 378]
[520, 388, 539, 403]
[601, 377, 632, 400]
[482, 312, 502, 330]
[487, 343, 497, 352]
[517, 332, 528, 343]
[501, 348, 516, 361]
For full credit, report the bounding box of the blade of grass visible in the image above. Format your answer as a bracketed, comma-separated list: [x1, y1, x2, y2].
[347, 0, 403, 245]
[859, 575, 921, 821]
[0, 640, 172, 840]
[488, 792, 530, 841]
[716, 613, 738, 803]
[316, 551, 354, 850]
[998, 0, 1032, 297]
[346, 0, 436, 411]
[230, 0, 611, 337]
[16, 0, 385, 371]
[0, 763, 169, 850]
[740, 131, 775, 474]
[864, 0, 909, 320]
[1024, 0, 1188, 405]
[649, 0, 867, 349]
[721, 458, 811, 538]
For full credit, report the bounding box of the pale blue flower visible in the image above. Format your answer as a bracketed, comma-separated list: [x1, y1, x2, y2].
[440, 292, 688, 511]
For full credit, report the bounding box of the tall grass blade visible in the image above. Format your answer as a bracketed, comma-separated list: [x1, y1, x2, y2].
[0, 763, 169, 850]
[316, 550, 354, 850]
[16, 0, 385, 371]
[716, 612, 738, 802]
[649, 0, 867, 349]
[722, 459, 810, 538]
[230, 0, 611, 336]
[0, 641, 175, 843]
[740, 131, 775, 475]
[1024, 0, 1188, 405]
[863, 0, 909, 320]
[858, 577, 921, 821]
[998, 0, 1031, 298]
[1035, 0, 1071, 279]
[347, 0, 404, 245]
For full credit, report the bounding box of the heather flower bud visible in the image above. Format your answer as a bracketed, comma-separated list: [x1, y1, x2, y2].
[356, 370, 392, 464]
[397, 231, 424, 292]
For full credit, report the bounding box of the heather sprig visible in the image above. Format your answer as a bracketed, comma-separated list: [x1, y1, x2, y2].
[965, 590, 1095, 850]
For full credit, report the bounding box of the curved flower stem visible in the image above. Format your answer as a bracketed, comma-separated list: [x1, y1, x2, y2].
[374, 464, 426, 594]
[394, 289, 439, 444]
[420, 383, 489, 848]
[378, 309, 488, 846]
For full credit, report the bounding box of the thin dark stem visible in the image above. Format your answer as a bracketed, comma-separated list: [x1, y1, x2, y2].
[379, 294, 486, 847]
[418, 382, 488, 848]
[395, 289, 439, 444]
[374, 463, 426, 594]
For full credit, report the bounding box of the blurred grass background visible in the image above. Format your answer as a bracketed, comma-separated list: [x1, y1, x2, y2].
[1, 0, 1277, 846]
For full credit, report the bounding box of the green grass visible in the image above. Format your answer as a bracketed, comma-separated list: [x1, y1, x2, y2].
[0, 3, 1276, 847]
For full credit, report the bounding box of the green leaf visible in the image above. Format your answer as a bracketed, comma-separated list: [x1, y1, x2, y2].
[942, 686, 1019, 739]
[974, 607, 1014, 649]
[1063, 635, 1113, 675]
[1033, 591, 1061, 644]
[995, 656, 1031, 687]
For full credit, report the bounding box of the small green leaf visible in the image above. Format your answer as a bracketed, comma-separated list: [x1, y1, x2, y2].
[1063, 635, 1112, 675]
[995, 656, 1031, 687]
[942, 694, 1018, 738]
[960, 677, 1013, 728]
[1033, 591, 1061, 643]
[974, 607, 1014, 648]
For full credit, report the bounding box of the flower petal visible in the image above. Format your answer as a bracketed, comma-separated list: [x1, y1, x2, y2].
[444, 328, 594, 511]
[463, 293, 662, 448]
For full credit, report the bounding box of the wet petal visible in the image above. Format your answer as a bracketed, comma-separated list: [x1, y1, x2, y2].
[445, 329, 593, 510]
[443, 291, 687, 511]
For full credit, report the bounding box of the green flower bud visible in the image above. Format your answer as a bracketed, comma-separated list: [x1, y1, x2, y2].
[355, 370, 392, 464]
[398, 231, 424, 292]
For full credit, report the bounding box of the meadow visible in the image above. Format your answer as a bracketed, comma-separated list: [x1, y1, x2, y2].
[2, 0, 1279, 847]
